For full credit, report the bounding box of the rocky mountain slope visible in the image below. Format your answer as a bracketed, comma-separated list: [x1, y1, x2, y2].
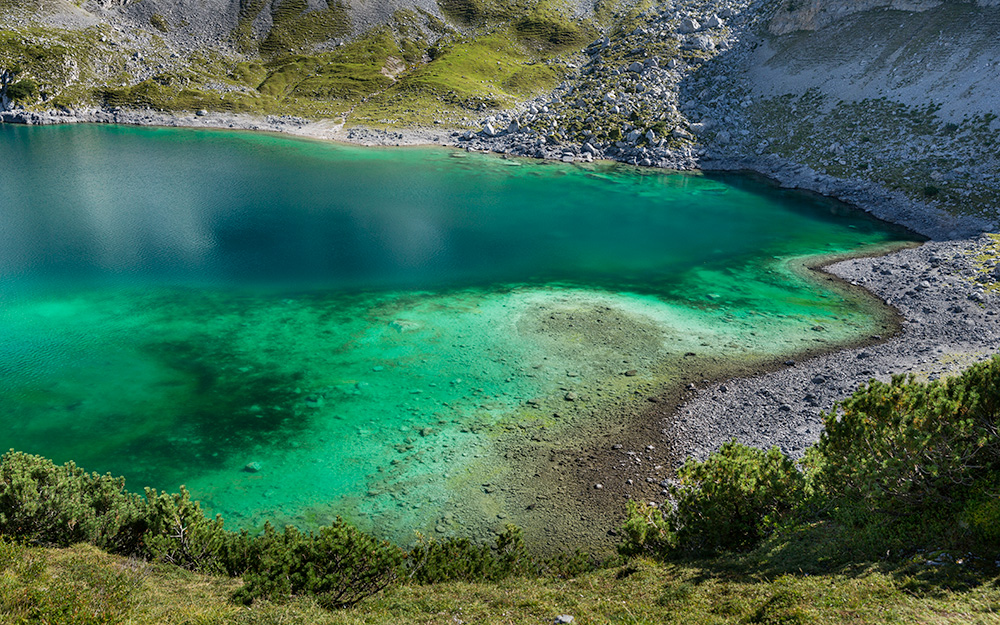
[0, 0, 618, 125]
[455, 0, 1000, 236]
[3, 0, 998, 238]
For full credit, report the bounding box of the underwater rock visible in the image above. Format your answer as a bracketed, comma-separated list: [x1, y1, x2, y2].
[389, 319, 420, 332]
[243, 461, 262, 473]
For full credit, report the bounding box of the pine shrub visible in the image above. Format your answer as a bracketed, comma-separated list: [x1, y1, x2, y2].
[232, 522, 405, 609]
[665, 441, 805, 554]
[807, 357, 1000, 525]
[0, 451, 146, 554]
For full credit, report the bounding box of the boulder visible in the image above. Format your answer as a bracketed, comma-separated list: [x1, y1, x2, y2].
[678, 17, 700, 33]
[688, 35, 716, 51]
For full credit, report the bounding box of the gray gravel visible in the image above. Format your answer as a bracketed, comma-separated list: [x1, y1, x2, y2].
[666, 235, 1000, 464]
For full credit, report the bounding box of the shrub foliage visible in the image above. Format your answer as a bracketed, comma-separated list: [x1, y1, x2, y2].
[620, 442, 804, 557]
[622, 355, 1000, 558]
[0, 450, 594, 610]
[0, 452, 146, 553]
[0, 451, 404, 608]
[232, 522, 404, 609]
[809, 359, 1000, 517]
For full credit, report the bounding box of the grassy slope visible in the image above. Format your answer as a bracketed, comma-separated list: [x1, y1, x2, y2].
[0, 0, 603, 127]
[3, 535, 999, 625]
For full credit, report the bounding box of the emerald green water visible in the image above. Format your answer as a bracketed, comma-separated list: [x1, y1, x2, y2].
[0, 124, 918, 546]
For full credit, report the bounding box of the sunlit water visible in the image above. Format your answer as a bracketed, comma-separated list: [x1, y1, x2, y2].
[0, 124, 919, 545]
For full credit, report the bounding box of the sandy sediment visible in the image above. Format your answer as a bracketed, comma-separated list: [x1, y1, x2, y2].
[0, 107, 464, 147]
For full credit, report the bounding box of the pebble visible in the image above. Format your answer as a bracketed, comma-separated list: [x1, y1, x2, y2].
[670, 239, 1000, 465]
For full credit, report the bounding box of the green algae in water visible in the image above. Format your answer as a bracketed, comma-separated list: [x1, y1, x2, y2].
[0, 124, 920, 546]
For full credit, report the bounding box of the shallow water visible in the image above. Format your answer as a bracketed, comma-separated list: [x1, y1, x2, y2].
[0, 124, 918, 545]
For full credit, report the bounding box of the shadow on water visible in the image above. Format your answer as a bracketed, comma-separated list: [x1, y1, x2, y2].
[107, 337, 309, 488]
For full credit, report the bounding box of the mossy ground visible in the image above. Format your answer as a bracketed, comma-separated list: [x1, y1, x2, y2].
[1, 0, 601, 127]
[3, 534, 999, 624]
[0, 26, 102, 105]
[971, 233, 1000, 294]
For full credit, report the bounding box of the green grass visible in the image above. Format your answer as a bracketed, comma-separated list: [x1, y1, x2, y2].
[3, 538, 998, 624]
[258, 27, 400, 101]
[0, 26, 99, 101]
[438, 0, 487, 26]
[2, 0, 602, 125]
[346, 28, 568, 127]
[260, 0, 351, 57]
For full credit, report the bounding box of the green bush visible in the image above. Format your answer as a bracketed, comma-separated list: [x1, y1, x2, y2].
[620, 356, 1000, 561]
[619, 443, 804, 557]
[962, 483, 1000, 547]
[407, 525, 533, 583]
[407, 525, 596, 583]
[5, 79, 38, 102]
[232, 522, 404, 609]
[0, 451, 146, 554]
[666, 442, 805, 554]
[150, 13, 169, 32]
[618, 501, 672, 559]
[807, 358, 1000, 521]
[141, 486, 234, 574]
[0, 452, 407, 609]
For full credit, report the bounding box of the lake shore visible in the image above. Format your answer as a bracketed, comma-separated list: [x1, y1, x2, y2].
[4, 108, 999, 555]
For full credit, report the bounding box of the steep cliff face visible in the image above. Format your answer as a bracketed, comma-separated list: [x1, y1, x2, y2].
[720, 0, 1000, 222]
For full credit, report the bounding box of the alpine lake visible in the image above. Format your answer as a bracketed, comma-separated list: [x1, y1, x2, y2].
[0, 123, 921, 553]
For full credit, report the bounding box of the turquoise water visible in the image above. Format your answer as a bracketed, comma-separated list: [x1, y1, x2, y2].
[0, 124, 918, 546]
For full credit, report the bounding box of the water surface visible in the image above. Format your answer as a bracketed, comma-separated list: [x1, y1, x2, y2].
[0, 124, 919, 546]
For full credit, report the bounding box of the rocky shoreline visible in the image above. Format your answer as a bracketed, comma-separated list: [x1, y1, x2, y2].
[4, 103, 998, 471]
[665, 235, 1000, 465]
